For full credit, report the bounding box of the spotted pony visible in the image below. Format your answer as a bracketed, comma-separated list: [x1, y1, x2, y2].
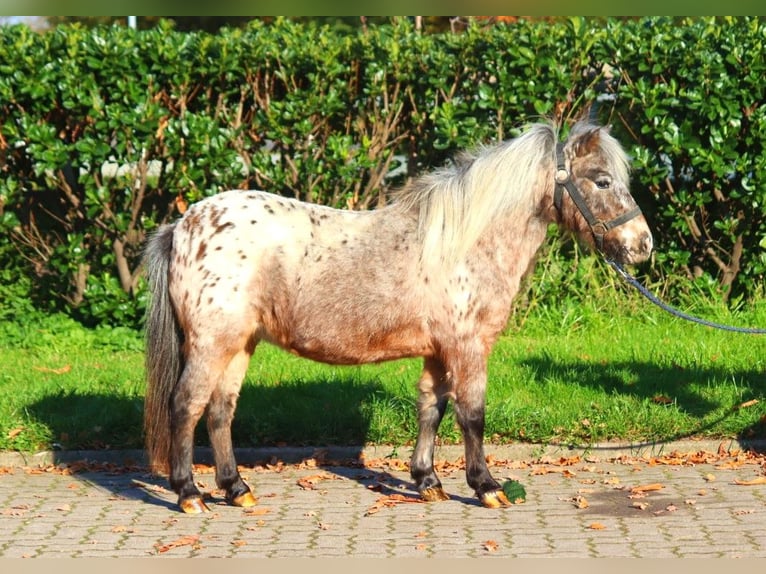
[143, 120, 653, 513]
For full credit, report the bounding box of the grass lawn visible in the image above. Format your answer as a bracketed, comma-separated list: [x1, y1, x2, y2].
[1, 283, 765, 453]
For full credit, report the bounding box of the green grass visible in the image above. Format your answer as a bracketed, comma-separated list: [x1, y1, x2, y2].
[1, 285, 766, 453]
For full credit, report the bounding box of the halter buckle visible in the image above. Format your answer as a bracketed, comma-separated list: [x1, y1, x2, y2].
[554, 168, 569, 185]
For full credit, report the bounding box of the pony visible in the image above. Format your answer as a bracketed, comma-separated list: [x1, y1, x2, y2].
[143, 120, 653, 513]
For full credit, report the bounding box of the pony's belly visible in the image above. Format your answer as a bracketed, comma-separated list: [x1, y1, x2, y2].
[283, 329, 434, 366]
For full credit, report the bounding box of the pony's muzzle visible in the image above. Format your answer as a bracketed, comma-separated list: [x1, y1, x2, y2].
[620, 227, 653, 264]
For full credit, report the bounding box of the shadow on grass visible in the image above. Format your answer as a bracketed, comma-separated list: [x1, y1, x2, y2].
[518, 355, 766, 448]
[27, 376, 396, 453]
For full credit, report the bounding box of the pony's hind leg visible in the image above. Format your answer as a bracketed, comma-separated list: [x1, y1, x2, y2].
[206, 346, 257, 508]
[410, 358, 451, 502]
[169, 355, 221, 514]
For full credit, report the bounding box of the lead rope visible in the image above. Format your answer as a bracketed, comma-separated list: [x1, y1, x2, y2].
[604, 258, 766, 334]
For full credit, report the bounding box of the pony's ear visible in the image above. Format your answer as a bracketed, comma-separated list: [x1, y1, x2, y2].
[571, 126, 603, 157]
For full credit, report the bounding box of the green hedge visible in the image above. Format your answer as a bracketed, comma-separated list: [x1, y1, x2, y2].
[1, 17, 765, 327]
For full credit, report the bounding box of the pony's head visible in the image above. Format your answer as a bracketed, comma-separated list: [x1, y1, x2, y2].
[554, 123, 653, 265]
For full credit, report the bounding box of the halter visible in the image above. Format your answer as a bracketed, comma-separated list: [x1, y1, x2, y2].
[553, 142, 643, 251]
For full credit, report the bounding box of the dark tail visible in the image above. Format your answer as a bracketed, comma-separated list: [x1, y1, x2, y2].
[142, 224, 182, 475]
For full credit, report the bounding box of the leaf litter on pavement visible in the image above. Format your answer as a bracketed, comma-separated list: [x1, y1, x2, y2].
[2, 443, 765, 525]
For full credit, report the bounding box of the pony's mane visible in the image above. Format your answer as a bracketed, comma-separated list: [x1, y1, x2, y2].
[392, 121, 559, 265]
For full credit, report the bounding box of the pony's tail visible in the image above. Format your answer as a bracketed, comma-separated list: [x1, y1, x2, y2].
[142, 224, 182, 475]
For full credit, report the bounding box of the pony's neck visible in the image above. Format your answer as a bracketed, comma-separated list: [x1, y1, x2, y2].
[475, 209, 551, 300]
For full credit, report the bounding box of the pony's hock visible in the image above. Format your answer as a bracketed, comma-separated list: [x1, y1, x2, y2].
[143, 120, 653, 514]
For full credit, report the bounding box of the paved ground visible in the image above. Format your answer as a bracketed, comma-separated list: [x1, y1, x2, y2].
[1, 441, 765, 558]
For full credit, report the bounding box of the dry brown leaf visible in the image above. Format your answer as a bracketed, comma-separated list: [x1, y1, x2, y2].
[573, 495, 589, 509]
[631, 501, 649, 510]
[733, 509, 755, 515]
[704, 473, 716, 482]
[733, 477, 766, 486]
[297, 472, 335, 490]
[244, 507, 270, 516]
[483, 540, 499, 552]
[175, 194, 188, 214]
[630, 483, 664, 494]
[736, 399, 759, 410]
[56, 504, 71, 512]
[415, 543, 429, 552]
[716, 460, 745, 470]
[33, 364, 71, 375]
[685, 499, 697, 505]
[7, 427, 23, 439]
[156, 534, 200, 553]
[365, 493, 424, 516]
[231, 540, 247, 547]
[652, 395, 673, 405]
[588, 522, 606, 530]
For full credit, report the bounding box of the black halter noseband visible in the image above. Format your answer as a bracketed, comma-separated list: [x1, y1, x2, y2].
[553, 142, 643, 251]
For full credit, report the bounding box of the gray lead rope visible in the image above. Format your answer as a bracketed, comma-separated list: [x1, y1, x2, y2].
[605, 258, 766, 334]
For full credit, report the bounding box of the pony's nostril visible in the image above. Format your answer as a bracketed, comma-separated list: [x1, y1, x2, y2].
[642, 233, 653, 253]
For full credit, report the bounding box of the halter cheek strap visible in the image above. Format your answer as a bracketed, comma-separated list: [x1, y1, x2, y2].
[554, 142, 642, 251]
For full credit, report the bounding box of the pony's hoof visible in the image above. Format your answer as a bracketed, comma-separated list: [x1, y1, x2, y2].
[480, 490, 512, 509]
[420, 486, 450, 502]
[179, 497, 210, 514]
[231, 491, 258, 508]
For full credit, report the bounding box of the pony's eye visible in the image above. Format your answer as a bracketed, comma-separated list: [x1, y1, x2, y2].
[595, 177, 611, 190]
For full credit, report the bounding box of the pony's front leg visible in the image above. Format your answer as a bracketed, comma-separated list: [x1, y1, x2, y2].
[452, 357, 511, 509]
[410, 358, 451, 502]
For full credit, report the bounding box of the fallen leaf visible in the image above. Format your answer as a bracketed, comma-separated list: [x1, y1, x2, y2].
[156, 534, 200, 553]
[33, 364, 71, 375]
[736, 399, 759, 410]
[733, 477, 766, 486]
[483, 540, 499, 552]
[573, 495, 589, 509]
[716, 460, 745, 470]
[652, 395, 673, 405]
[56, 504, 71, 512]
[733, 509, 755, 515]
[665, 504, 678, 512]
[415, 531, 428, 539]
[365, 493, 424, 516]
[684, 499, 697, 505]
[244, 507, 270, 516]
[415, 543, 429, 551]
[231, 540, 247, 547]
[704, 473, 716, 482]
[588, 522, 607, 530]
[297, 472, 336, 490]
[630, 483, 664, 494]
[7, 427, 23, 439]
[631, 501, 649, 510]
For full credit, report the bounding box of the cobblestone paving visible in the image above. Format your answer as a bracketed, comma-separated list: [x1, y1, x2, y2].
[1, 445, 765, 558]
